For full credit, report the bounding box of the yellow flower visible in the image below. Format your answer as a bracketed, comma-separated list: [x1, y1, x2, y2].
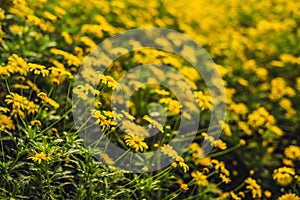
[92, 110, 111, 130]
[61, 31, 73, 45]
[28, 63, 49, 77]
[230, 191, 242, 200]
[264, 190, 272, 198]
[26, 101, 38, 115]
[37, 92, 59, 109]
[43, 11, 57, 21]
[124, 134, 148, 152]
[180, 183, 189, 191]
[195, 91, 212, 111]
[219, 173, 231, 184]
[30, 120, 42, 127]
[99, 152, 114, 165]
[284, 145, 300, 160]
[5, 92, 29, 110]
[100, 75, 120, 89]
[160, 144, 179, 158]
[7, 54, 29, 75]
[245, 178, 262, 199]
[27, 152, 51, 164]
[176, 156, 189, 173]
[0, 107, 10, 113]
[277, 193, 300, 200]
[191, 170, 209, 186]
[143, 115, 164, 133]
[120, 120, 149, 138]
[0, 114, 15, 130]
[273, 166, 295, 186]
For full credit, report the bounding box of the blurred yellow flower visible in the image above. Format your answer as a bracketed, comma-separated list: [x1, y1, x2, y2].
[27, 152, 51, 164]
[191, 170, 209, 186]
[273, 166, 295, 186]
[245, 178, 262, 199]
[284, 145, 300, 160]
[277, 193, 300, 200]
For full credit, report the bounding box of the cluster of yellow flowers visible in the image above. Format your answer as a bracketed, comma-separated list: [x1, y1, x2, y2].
[0, 0, 300, 199]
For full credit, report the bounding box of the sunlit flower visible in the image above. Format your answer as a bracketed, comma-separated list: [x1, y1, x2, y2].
[27, 152, 51, 164]
[191, 170, 209, 186]
[245, 178, 262, 198]
[5, 92, 29, 110]
[0, 114, 15, 130]
[273, 166, 295, 186]
[284, 145, 300, 160]
[219, 173, 231, 184]
[28, 63, 49, 77]
[277, 193, 300, 200]
[124, 134, 148, 152]
[160, 144, 179, 158]
[30, 120, 42, 127]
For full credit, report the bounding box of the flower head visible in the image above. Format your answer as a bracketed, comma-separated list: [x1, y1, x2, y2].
[124, 134, 148, 152]
[27, 152, 51, 164]
[273, 166, 295, 186]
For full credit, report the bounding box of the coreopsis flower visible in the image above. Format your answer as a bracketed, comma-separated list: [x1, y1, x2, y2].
[37, 92, 59, 109]
[27, 152, 51, 164]
[7, 54, 29, 75]
[0, 107, 10, 113]
[100, 75, 120, 89]
[180, 183, 188, 191]
[273, 166, 295, 186]
[277, 193, 300, 200]
[284, 145, 300, 160]
[30, 120, 42, 127]
[195, 91, 212, 111]
[5, 92, 29, 110]
[28, 63, 49, 77]
[175, 156, 189, 173]
[191, 170, 209, 186]
[245, 178, 262, 199]
[160, 144, 179, 158]
[124, 134, 148, 152]
[0, 114, 15, 130]
[219, 173, 231, 184]
[143, 115, 164, 133]
[92, 110, 111, 129]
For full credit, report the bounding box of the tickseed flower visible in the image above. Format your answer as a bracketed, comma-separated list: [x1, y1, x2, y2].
[0, 114, 15, 130]
[27, 152, 51, 164]
[30, 120, 42, 127]
[37, 92, 59, 109]
[284, 145, 300, 160]
[124, 134, 148, 152]
[120, 120, 149, 138]
[273, 166, 295, 186]
[100, 75, 120, 89]
[277, 193, 300, 200]
[28, 63, 49, 77]
[245, 178, 262, 199]
[160, 144, 179, 158]
[5, 92, 29, 110]
[92, 110, 111, 129]
[7, 54, 29, 75]
[26, 101, 38, 115]
[143, 115, 164, 133]
[0, 107, 10, 113]
[191, 170, 209, 186]
[219, 173, 231, 184]
[174, 156, 189, 173]
[180, 183, 188, 191]
[195, 91, 212, 111]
